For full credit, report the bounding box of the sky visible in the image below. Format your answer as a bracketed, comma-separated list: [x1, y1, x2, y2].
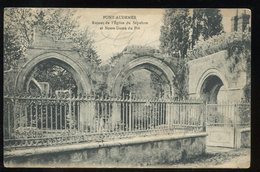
[75, 8, 251, 64]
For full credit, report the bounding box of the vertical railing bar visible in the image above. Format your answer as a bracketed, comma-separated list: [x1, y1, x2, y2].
[173, 102, 175, 130]
[162, 101, 164, 130]
[25, 101, 28, 128]
[144, 101, 147, 131]
[8, 101, 11, 139]
[103, 100, 106, 132]
[87, 99, 89, 133]
[148, 102, 151, 132]
[19, 101, 22, 128]
[158, 102, 161, 128]
[126, 98, 129, 132]
[181, 103, 184, 128]
[129, 93, 132, 132]
[13, 99, 16, 136]
[69, 98, 72, 130]
[51, 103, 53, 130]
[108, 101, 110, 132]
[142, 101, 144, 131]
[30, 103, 33, 128]
[136, 100, 139, 131]
[99, 100, 101, 133]
[41, 100, 43, 131]
[46, 102, 48, 130]
[95, 100, 97, 133]
[75, 101, 78, 131]
[55, 102, 58, 130]
[184, 102, 186, 130]
[98, 100, 101, 133]
[139, 101, 141, 131]
[136, 102, 139, 130]
[35, 102, 38, 129]
[122, 100, 125, 132]
[101, 99, 104, 133]
[77, 101, 80, 132]
[63, 100, 68, 131]
[72, 100, 75, 130]
[60, 101, 62, 130]
[147, 102, 149, 132]
[169, 102, 172, 129]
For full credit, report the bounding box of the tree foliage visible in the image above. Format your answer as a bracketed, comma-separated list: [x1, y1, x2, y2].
[32, 62, 78, 95]
[4, 9, 36, 70]
[4, 8, 101, 70]
[191, 9, 223, 48]
[4, 8, 101, 94]
[160, 9, 191, 99]
[160, 9, 191, 59]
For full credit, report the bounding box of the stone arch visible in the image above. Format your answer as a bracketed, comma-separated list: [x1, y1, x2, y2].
[112, 56, 175, 96]
[15, 52, 92, 94]
[196, 68, 229, 103]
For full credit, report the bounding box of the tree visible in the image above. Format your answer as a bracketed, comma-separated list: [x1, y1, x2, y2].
[160, 9, 191, 99]
[4, 8, 36, 70]
[191, 9, 224, 48]
[160, 9, 191, 59]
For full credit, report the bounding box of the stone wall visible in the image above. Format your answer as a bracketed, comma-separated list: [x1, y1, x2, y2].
[235, 128, 250, 148]
[240, 129, 250, 148]
[4, 133, 207, 167]
[4, 69, 19, 94]
[187, 50, 247, 102]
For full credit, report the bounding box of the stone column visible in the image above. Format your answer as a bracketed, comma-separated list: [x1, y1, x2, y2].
[4, 69, 19, 94]
[166, 103, 172, 125]
[111, 102, 121, 130]
[80, 100, 96, 131]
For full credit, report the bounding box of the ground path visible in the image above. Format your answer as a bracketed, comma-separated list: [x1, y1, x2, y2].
[149, 147, 250, 168]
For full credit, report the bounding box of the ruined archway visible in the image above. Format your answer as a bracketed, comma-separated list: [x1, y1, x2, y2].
[112, 57, 175, 97]
[15, 52, 92, 95]
[196, 68, 228, 103]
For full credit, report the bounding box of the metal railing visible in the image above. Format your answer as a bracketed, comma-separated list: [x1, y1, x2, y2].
[206, 101, 250, 127]
[3, 94, 204, 149]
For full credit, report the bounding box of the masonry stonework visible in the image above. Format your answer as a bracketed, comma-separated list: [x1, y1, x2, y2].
[187, 50, 247, 102]
[4, 133, 207, 167]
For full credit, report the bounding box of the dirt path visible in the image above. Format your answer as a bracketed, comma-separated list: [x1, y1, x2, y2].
[149, 147, 250, 168]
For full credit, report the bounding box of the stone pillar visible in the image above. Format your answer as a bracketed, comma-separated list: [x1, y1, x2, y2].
[166, 103, 172, 125]
[4, 69, 19, 95]
[80, 101, 96, 131]
[111, 102, 121, 130]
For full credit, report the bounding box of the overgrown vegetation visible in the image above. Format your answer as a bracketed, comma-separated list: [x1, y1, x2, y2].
[188, 32, 250, 60]
[4, 8, 101, 94]
[159, 9, 224, 99]
[188, 31, 251, 100]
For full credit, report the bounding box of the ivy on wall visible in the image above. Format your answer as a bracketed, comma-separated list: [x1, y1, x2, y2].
[189, 31, 251, 101]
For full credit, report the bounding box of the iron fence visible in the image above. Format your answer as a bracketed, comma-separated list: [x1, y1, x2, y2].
[3, 94, 204, 149]
[206, 101, 250, 127]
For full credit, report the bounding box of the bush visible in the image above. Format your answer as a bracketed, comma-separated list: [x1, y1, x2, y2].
[188, 32, 251, 59]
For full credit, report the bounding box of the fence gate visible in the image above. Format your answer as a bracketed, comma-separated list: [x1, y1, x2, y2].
[206, 103, 236, 148]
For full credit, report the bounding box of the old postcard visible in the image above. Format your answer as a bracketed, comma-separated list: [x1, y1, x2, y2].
[3, 8, 251, 168]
